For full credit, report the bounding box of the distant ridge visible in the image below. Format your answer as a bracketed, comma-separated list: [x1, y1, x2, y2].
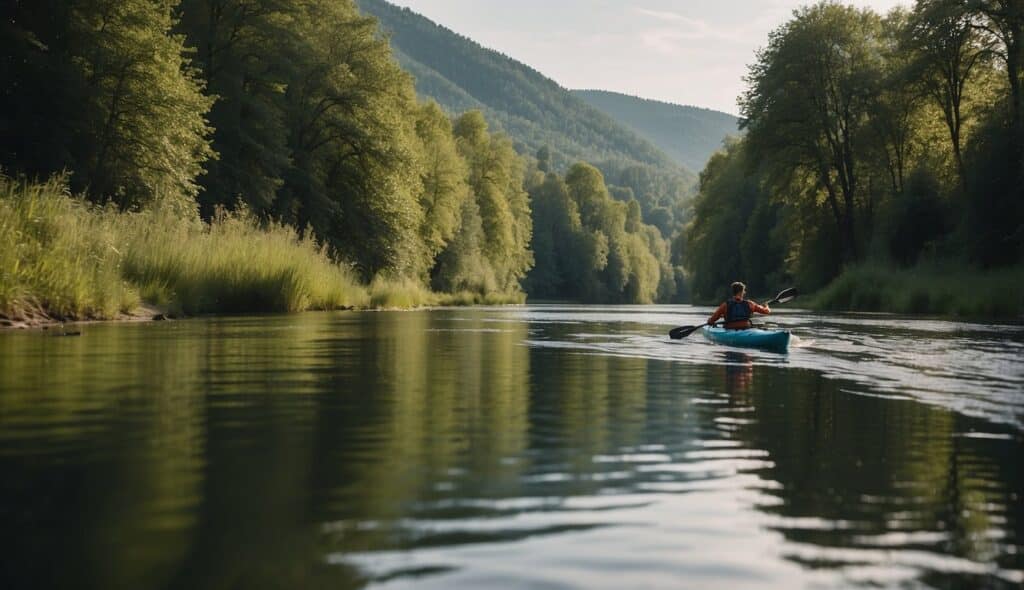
[572, 90, 741, 172]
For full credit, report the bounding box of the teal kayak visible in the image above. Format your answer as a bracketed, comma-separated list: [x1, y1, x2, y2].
[702, 326, 790, 352]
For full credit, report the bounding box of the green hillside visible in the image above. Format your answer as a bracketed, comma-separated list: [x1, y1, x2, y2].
[357, 0, 697, 233]
[573, 90, 740, 172]
[358, 0, 672, 170]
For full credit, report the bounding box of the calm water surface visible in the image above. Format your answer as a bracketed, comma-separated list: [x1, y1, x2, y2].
[1, 306, 1022, 589]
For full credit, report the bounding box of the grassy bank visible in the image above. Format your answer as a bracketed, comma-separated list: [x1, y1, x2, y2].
[0, 176, 519, 324]
[810, 264, 1024, 318]
[367, 278, 525, 309]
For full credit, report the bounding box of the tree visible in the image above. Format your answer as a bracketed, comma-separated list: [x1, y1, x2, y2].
[526, 172, 581, 297]
[967, 0, 1023, 139]
[685, 140, 781, 301]
[2, 0, 214, 211]
[413, 102, 470, 278]
[278, 0, 424, 279]
[563, 162, 664, 303]
[176, 0, 294, 215]
[903, 0, 993, 188]
[536, 146, 552, 173]
[452, 111, 533, 293]
[433, 196, 497, 294]
[870, 9, 926, 196]
[741, 2, 884, 264]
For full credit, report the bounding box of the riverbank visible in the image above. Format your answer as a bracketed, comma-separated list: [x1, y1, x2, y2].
[810, 264, 1024, 318]
[0, 176, 522, 329]
[0, 302, 172, 331]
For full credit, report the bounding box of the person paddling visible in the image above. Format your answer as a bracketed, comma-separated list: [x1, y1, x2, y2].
[707, 282, 771, 330]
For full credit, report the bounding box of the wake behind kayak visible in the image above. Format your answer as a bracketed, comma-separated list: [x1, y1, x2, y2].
[702, 326, 790, 352]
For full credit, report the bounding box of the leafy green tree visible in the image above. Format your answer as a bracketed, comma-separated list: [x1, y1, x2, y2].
[967, 0, 1023, 139]
[960, 1, 1024, 264]
[564, 163, 664, 303]
[625, 199, 643, 233]
[536, 146, 552, 173]
[869, 9, 926, 196]
[433, 196, 498, 294]
[176, 0, 294, 215]
[741, 2, 884, 264]
[526, 172, 582, 298]
[686, 141, 775, 300]
[413, 102, 470, 278]
[687, 0, 1021, 297]
[2, 0, 214, 211]
[962, 107, 1024, 265]
[452, 111, 533, 292]
[642, 225, 677, 302]
[279, 0, 424, 279]
[903, 0, 993, 187]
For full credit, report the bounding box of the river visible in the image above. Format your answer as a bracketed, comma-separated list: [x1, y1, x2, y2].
[1, 306, 1021, 589]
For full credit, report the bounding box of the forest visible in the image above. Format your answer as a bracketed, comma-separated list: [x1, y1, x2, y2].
[2, 0, 1022, 321]
[0, 0, 684, 321]
[685, 0, 1024, 314]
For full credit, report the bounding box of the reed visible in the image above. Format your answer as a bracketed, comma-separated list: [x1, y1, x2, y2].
[121, 207, 368, 314]
[366, 280, 528, 309]
[368, 277, 440, 309]
[0, 176, 367, 321]
[0, 175, 138, 320]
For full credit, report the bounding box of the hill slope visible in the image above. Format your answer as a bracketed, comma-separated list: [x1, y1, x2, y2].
[357, 0, 685, 178]
[573, 90, 740, 172]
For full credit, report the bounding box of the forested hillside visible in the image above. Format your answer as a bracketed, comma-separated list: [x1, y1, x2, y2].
[573, 90, 740, 172]
[357, 0, 674, 172]
[356, 0, 696, 237]
[685, 1, 1023, 315]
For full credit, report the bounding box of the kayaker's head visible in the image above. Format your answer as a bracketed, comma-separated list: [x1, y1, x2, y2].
[731, 282, 746, 299]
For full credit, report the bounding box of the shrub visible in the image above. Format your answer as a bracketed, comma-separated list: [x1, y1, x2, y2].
[811, 264, 1024, 318]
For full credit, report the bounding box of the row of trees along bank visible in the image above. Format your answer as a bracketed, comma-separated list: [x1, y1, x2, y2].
[684, 0, 1024, 315]
[1, 0, 680, 317]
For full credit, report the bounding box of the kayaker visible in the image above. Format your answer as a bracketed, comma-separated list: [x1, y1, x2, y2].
[707, 282, 771, 330]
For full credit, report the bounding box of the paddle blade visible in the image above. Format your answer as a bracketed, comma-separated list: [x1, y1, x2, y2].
[768, 287, 799, 305]
[669, 324, 703, 340]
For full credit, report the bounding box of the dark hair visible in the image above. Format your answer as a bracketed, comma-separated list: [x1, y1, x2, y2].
[731, 282, 746, 296]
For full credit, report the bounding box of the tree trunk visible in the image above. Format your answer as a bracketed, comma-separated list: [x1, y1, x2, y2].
[940, 91, 968, 191]
[92, 65, 131, 200]
[820, 169, 855, 264]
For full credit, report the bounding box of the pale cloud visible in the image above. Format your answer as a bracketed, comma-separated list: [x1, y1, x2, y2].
[633, 7, 690, 24]
[634, 7, 750, 44]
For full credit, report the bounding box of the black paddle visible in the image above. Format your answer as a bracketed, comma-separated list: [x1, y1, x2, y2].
[765, 287, 799, 306]
[669, 287, 799, 340]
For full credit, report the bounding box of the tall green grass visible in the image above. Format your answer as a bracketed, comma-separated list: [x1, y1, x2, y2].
[121, 207, 368, 314]
[0, 175, 138, 320]
[0, 175, 366, 321]
[811, 264, 1024, 318]
[366, 277, 527, 309]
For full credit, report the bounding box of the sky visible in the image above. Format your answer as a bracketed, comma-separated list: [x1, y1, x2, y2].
[387, 0, 910, 115]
